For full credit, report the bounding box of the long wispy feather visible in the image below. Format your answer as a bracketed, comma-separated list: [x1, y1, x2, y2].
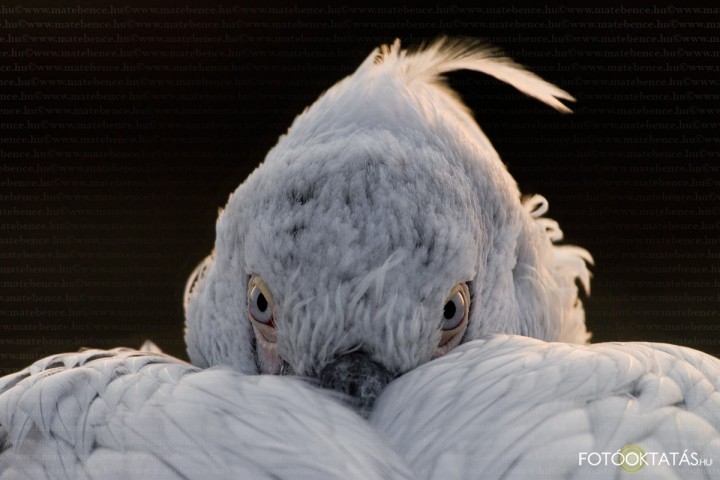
[368, 37, 575, 113]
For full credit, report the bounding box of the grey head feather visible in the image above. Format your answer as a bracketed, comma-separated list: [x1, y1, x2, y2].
[184, 38, 591, 383]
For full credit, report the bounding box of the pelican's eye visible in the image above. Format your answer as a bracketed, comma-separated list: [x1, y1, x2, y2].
[247, 276, 276, 338]
[247, 275, 281, 371]
[442, 289, 466, 331]
[249, 286, 273, 324]
[434, 283, 470, 357]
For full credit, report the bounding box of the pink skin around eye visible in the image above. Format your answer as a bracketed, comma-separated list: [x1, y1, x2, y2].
[248, 309, 284, 374]
[432, 322, 467, 359]
[432, 284, 470, 359]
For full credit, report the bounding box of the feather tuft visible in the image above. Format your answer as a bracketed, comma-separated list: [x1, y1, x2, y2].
[367, 37, 575, 113]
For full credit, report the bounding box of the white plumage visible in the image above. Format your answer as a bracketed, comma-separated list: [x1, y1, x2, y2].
[371, 335, 720, 479]
[2, 337, 718, 478]
[0, 348, 412, 479]
[184, 37, 591, 380]
[1, 38, 718, 478]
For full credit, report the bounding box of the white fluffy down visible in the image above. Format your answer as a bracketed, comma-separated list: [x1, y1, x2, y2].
[184, 38, 592, 378]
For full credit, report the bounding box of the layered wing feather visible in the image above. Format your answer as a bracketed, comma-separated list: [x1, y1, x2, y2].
[370, 334, 720, 479]
[3, 339, 718, 479]
[0, 349, 412, 480]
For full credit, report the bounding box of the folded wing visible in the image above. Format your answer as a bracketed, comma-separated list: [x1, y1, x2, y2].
[370, 334, 720, 479]
[0, 348, 412, 480]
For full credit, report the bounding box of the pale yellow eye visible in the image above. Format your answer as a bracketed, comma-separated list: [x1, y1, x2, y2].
[247, 276, 277, 342]
[437, 283, 470, 350]
[249, 286, 273, 324]
[441, 289, 466, 331]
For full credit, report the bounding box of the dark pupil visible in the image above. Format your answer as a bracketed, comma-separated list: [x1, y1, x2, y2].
[443, 301, 456, 319]
[256, 293, 268, 312]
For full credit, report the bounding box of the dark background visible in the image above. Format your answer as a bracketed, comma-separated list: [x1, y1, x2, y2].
[1, 3, 718, 374]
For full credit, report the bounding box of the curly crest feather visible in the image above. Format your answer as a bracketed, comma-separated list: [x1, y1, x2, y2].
[364, 37, 575, 113]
